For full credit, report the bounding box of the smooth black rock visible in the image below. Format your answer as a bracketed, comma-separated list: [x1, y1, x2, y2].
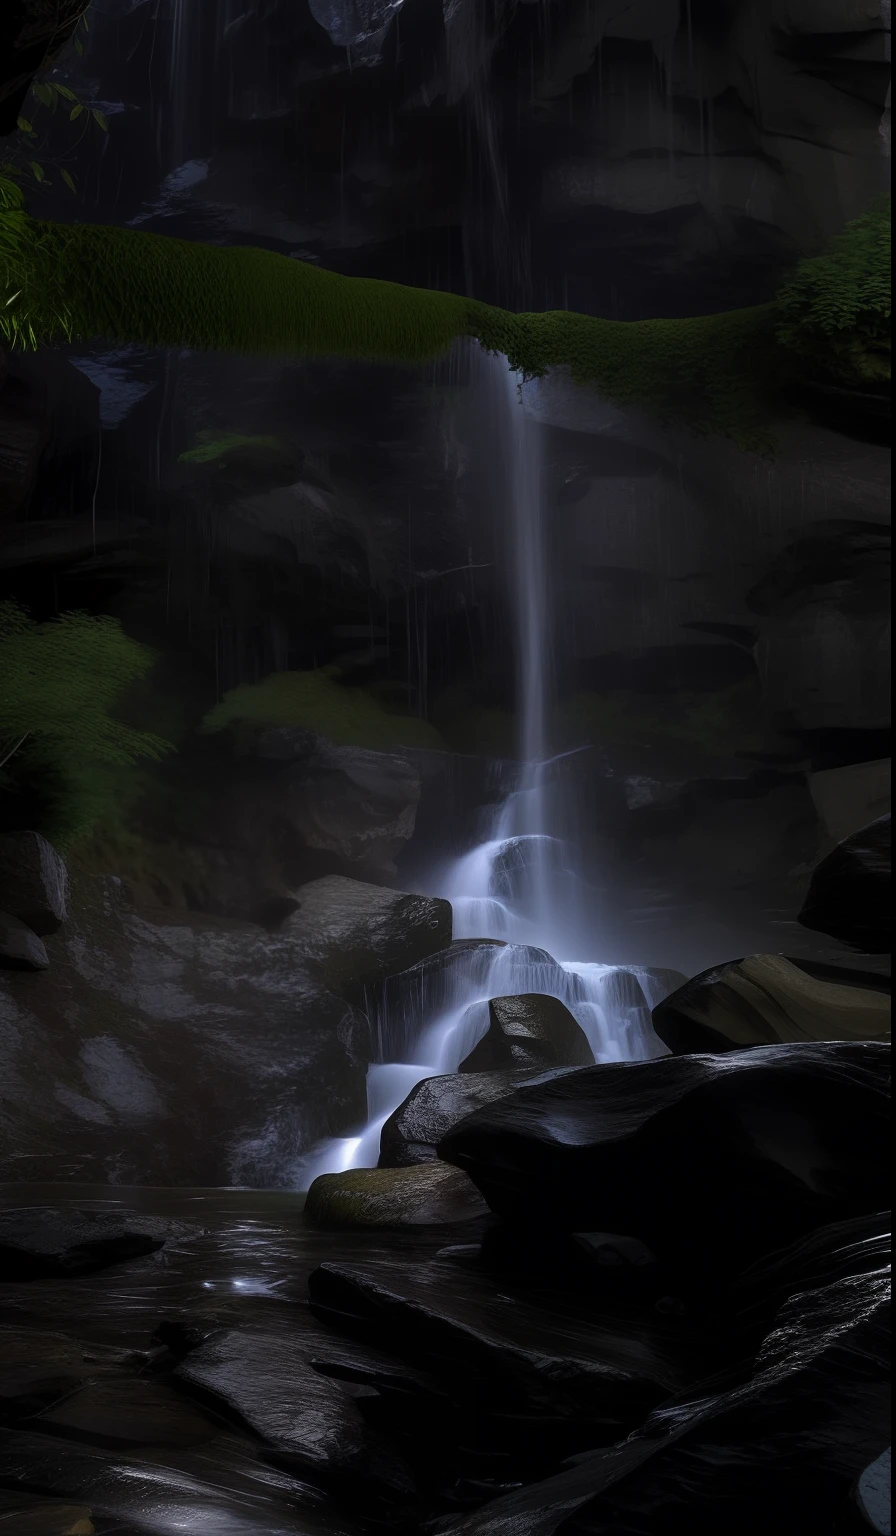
[0, 832, 68, 936]
[731, 1213, 891, 1328]
[308, 1256, 713, 1454]
[438, 1043, 890, 1291]
[652, 954, 890, 1054]
[0, 910, 49, 971]
[459, 994, 595, 1073]
[434, 1266, 891, 1535]
[798, 814, 891, 954]
[379, 1066, 578, 1168]
[0, 1208, 178, 1281]
[173, 1325, 414, 1498]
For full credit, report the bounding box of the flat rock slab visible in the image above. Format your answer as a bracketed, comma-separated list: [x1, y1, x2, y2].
[799, 813, 890, 954]
[284, 875, 451, 997]
[305, 1162, 489, 1228]
[0, 1431, 364, 1535]
[0, 1207, 189, 1280]
[35, 1377, 217, 1449]
[379, 1066, 580, 1167]
[433, 1268, 890, 1535]
[652, 954, 891, 1053]
[438, 1042, 891, 1288]
[308, 1256, 709, 1432]
[0, 832, 69, 935]
[460, 994, 595, 1072]
[0, 910, 49, 971]
[174, 1325, 413, 1495]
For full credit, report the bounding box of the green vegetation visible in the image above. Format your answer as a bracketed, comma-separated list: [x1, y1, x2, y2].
[178, 430, 287, 465]
[0, 602, 173, 847]
[202, 668, 444, 751]
[774, 199, 891, 385]
[0, 175, 888, 445]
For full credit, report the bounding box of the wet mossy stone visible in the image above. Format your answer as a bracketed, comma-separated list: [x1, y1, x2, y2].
[304, 1163, 489, 1229]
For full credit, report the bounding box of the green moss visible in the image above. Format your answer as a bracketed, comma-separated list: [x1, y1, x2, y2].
[0, 602, 174, 848]
[177, 430, 286, 465]
[774, 199, 891, 385]
[1, 179, 888, 447]
[202, 668, 444, 752]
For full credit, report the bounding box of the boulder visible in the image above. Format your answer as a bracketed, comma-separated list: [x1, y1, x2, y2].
[438, 1042, 890, 1291]
[0, 1207, 182, 1281]
[432, 1267, 890, 1535]
[459, 994, 595, 1072]
[799, 814, 890, 953]
[0, 873, 370, 1185]
[652, 955, 890, 1054]
[283, 874, 452, 998]
[173, 1324, 413, 1496]
[854, 1447, 891, 1535]
[731, 1213, 891, 1331]
[254, 729, 423, 881]
[379, 1066, 579, 1167]
[304, 1162, 489, 1229]
[0, 911, 49, 971]
[808, 759, 891, 846]
[0, 831, 69, 935]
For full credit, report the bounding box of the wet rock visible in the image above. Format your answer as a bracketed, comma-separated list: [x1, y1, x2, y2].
[0, 1207, 181, 1281]
[284, 874, 451, 998]
[174, 1324, 414, 1496]
[0, 1329, 88, 1413]
[652, 955, 891, 1054]
[438, 1042, 891, 1291]
[434, 1267, 890, 1535]
[305, 1162, 489, 1228]
[0, 1430, 356, 1534]
[379, 1066, 578, 1167]
[799, 815, 891, 954]
[459, 994, 595, 1072]
[731, 1213, 891, 1331]
[0, 832, 69, 935]
[0, 874, 370, 1185]
[0, 368, 50, 519]
[254, 731, 423, 882]
[809, 759, 891, 847]
[0, 1495, 94, 1536]
[855, 1447, 891, 1534]
[308, 1255, 711, 1452]
[0, 911, 49, 971]
[34, 1377, 216, 1448]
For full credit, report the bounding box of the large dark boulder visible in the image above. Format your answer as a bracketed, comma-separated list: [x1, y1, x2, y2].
[304, 1163, 489, 1229]
[283, 875, 452, 999]
[0, 832, 69, 935]
[0, 872, 370, 1186]
[379, 1066, 579, 1168]
[0, 1207, 181, 1281]
[799, 815, 891, 954]
[459, 994, 595, 1073]
[652, 955, 890, 1054]
[438, 1043, 890, 1291]
[431, 1266, 890, 1535]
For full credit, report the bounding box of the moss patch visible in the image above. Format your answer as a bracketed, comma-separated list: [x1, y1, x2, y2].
[202, 668, 444, 752]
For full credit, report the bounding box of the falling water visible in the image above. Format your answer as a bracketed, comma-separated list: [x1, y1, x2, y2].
[295, 349, 683, 1191]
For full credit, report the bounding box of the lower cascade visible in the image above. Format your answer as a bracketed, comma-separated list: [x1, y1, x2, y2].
[298, 355, 682, 1189]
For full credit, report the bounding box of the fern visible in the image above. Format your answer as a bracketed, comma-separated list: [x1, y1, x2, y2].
[775, 199, 891, 384]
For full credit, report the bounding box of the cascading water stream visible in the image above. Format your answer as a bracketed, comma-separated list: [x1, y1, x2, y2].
[297, 350, 680, 1191]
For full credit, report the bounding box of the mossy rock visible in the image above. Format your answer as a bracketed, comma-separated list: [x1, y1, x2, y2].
[304, 1162, 489, 1229]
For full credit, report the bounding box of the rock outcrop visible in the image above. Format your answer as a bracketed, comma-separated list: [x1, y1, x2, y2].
[284, 874, 452, 998]
[379, 1065, 580, 1168]
[799, 815, 891, 953]
[459, 993, 595, 1072]
[652, 955, 891, 1054]
[0, 831, 69, 934]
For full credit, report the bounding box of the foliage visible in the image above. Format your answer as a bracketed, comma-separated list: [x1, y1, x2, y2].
[202, 668, 444, 751]
[0, 603, 173, 847]
[774, 199, 891, 385]
[0, 192, 888, 446]
[177, 430, 286, 465]
[2, 22, 107, 199]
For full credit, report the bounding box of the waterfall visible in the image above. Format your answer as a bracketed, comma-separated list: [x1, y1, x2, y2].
[295, 349, 682, 1192]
